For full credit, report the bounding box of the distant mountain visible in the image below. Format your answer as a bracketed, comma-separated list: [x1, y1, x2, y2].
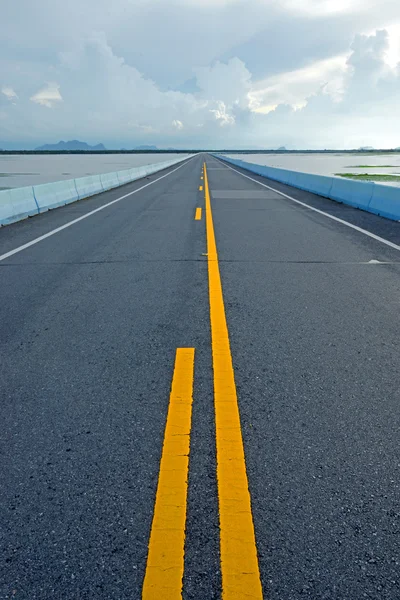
[134, 145, 158, 150]
[277, 146, 287, 151]
[358, 146, 374, 151]
[35, 140, 106, 151]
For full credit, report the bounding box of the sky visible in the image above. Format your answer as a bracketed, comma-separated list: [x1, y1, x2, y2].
[1, 0, 400, 149]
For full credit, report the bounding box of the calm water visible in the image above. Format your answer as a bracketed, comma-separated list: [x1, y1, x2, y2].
[0, 154, 191, 189]
[3, 152, 400, 190]
[227, 153, 400, 187]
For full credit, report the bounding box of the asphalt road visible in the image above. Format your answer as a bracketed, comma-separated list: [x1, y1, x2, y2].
[1, 153, 400, 599]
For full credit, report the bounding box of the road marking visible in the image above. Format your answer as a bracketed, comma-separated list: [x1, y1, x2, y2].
[199, 185, 203, 191]
[201, 176, 204, 180]
[213, 157, 400, 253]
[203, 162, 263, 599]
[142, 348, 195, 599]
[195, 207, 202, 220]
[0, 157, 195, 263]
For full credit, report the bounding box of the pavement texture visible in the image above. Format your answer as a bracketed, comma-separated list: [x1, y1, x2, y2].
[1, 153, 400, 599]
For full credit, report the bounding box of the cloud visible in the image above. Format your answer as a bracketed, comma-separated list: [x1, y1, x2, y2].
[2, 0, 397, 88]
[195, 58, 251, 106]
[220, 0, 400, 80]
[247, 29, 400, 148]
[251, 55, 346, 111]
[282, 0, 364, 16]
[209, 101, 236, 126]
[2, 86, 18, 101]
[30, 83, 63, 108]
[0, 0, 400, 148]
[172, 120, 184, 130]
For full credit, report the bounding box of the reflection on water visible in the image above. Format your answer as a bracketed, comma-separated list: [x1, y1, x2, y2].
[0, 154, 190, 189]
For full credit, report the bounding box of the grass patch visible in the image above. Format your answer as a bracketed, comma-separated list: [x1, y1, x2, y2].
[335, 173, 400, 182]
[347, 165, 398, 168]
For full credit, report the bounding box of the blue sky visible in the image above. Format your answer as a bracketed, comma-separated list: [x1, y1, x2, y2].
[1, 0, 400, 149]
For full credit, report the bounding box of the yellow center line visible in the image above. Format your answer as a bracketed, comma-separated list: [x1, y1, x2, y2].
[203, 162, 263, 599]
[142, 348, 195, 599]
[199, 185, 203, 191]
[195, 207, 202, 221]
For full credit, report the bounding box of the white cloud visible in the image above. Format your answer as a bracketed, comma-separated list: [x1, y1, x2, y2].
[30, 83, 63, 108]
[1, 86, 18, 101]
[131, 124, 157, 133]
[246, 29, 400, 149]
[282, 0, 364, 16]
[209, 101, 236, 126]
[385, 23, 400, 68]
[251, 55, 347, 111]
[195, 58, 251, 107]
[172, 119, 184, 130]
[0, 0, 400, 148]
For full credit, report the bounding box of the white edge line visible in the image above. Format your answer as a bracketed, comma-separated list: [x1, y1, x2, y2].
[0, 156, 196, 263]
[212, 156, 400, 253]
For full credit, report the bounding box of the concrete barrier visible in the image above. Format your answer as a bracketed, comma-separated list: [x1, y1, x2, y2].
[116, 170, 132, 185]
[0, 155, 192, 227]
[295, 172, 333, 197]
[129, 167, 143, 182]
[34, 179, 79, 212]
[369, 185, 400, 221]
[74, 175, 103, 199]
[328, 177, 374, 209]
[276, 168, 293, 185]
[146, 163, 158, 175]
[0, 186, 39, 225]
[305, 174, 333, 197]
[100, 172, 120, 191]
[216, 155, 400, 222]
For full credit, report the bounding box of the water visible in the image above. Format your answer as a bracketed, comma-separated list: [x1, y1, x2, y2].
[0, 154, 191, 189]
[227, 153, 400, 187]
[2, 153, 400, 190]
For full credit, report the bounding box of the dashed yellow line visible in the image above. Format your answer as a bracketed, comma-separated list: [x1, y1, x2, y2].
[199, 185, 203, 191]
[203, 163, 263, 599]
[142, 348, 195, 599]
[195, 207, 202, 221]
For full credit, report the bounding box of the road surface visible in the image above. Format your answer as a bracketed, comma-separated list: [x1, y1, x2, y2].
[1, 153, 400, 599]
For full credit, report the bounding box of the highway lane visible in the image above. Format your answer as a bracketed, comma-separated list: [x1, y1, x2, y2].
[207, 155, 400, 599]
[1, 154, 221, 600]
[1, 152, 400, 599]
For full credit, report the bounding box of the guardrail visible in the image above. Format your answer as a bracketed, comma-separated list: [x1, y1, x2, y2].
[0, 156, 192, 227]
[215, 155, 400, 222]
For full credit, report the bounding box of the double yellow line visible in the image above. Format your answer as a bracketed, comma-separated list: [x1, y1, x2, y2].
[143, 162, 263, 599]
[204, 162, 262, 599]
[142, 348, 195, 597]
